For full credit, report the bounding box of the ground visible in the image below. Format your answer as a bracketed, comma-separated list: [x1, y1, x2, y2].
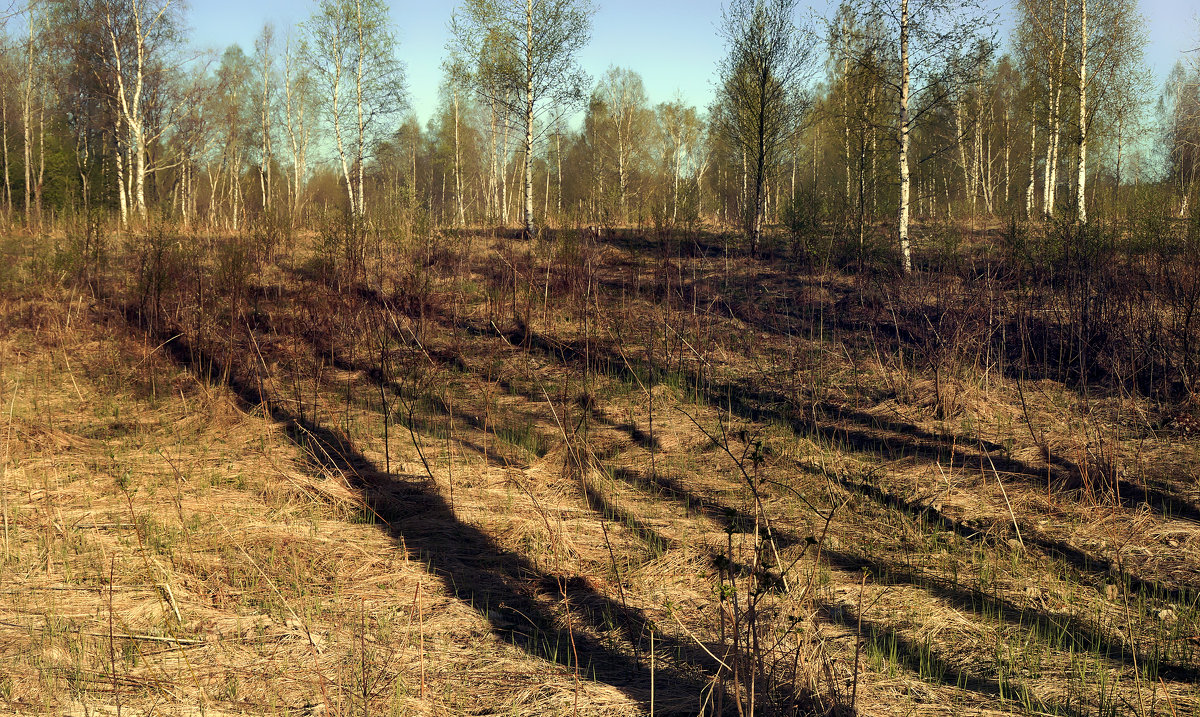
[0, 226, 1197, 715]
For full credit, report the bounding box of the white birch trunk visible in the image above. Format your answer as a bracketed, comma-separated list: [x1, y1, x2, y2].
[1026, 121, 1037, 218]
[354, 0, 366, 218]
[454, 89, 465, 227]
[332, 50, 355, 216]
[2, 92, 11, 221]
[1076, 0, 1088, 224]
[522, 0, 535, 236]
[23, 6, 33, 223]
[897, 0, 913, 273]
[1045, 0, 1068, 217]
[260, 34, 272, 215]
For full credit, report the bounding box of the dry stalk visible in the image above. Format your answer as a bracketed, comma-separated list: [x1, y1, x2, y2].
[418, 581, 426, 700]
[981, 443, 1025, 552]
[2, 380, 15, 563]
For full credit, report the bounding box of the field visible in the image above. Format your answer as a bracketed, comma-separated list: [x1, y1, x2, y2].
[0, 222, 1198, 716]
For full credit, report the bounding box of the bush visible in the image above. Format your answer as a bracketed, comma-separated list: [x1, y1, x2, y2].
[781, 186, 823, 260]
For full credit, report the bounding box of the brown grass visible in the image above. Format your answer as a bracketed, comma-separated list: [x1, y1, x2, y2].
[1, 225, 1198, 716]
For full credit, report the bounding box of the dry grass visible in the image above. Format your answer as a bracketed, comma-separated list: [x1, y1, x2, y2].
[2, 225, 1199, 716]
[0, 284, 637, 715]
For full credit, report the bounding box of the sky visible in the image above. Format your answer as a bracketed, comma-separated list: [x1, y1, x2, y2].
[187, 0, 1200, 127]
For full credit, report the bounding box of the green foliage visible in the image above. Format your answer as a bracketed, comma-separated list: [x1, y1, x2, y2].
[781, 185, 824, 259]
[314, 212, 368, 287]
[128, 225, 189, 329]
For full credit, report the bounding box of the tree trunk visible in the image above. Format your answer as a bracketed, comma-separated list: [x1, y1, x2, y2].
[333, 77, 355, 215]
[842, 47, 851, 207]
[1076, 0, 1088, 224]
[1045, 0, 1068, 217]
[870, 84, 878, 215]
[500, 96, 510, 224]
[115, 124, 129, 227]
[1114, 115, 1123, 192]
[1003, 107, 1011, 205]
[488, 100, 498, 220]
[982, 111, 994, 213]
[897, 0, 912, 273]
[790, 149, 796, 205]
[522, 0, 536, 237]
[672, 135, 681, 225]
[1026, 120, 1037, 218]
[971, 93, 982, 213]
[740, 147, 747, 230]
[134, 126, 147, 222]
[543, 145, 550, 222]
[2, 92, 11, 224]
[261, 37, 272, 215]
[37, 86, 44, 227]
[23, 7, 33, 225]
[556, 126, 562, 218]
[355, 0, 366, 218]
[617, 123, 627, 220]
[954, 98, 970, 212]
[454, 89, 465, 227]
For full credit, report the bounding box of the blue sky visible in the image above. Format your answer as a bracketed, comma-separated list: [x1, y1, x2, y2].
[188, 0, 1199, 125]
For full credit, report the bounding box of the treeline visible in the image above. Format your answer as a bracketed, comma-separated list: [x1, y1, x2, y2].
[0, 0, 1197, 254]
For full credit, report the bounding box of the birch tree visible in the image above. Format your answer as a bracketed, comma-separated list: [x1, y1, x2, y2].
[22, 0, 35, 225]
[254, 23, 275, 215]
[1164, 57, 1200, 197]
[451, 0, 594, 237]
[716, 0, 817, 255]
[1071, 0, 1146, 223]
[657, 99, 703, 225]
[282, 30, 316, 224]
[101, 0, 183, 224]
[442, 55, 470, 227]
[1, 32, 12, 225]
[852, 0, 994, 272]
[595, 66, 647, 221]
[304, 0, 406, 218]
[207, 45, 253, 230]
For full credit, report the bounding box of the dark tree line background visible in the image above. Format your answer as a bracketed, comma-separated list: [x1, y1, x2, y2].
[0, 0, 1194, 261]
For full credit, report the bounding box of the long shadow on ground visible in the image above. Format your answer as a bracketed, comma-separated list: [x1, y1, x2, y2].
[825, 601, 1090, 717]
[832, 472, 1199, 606]
[479, 322, 1200, 526]
[121, 307, 734, 715]
[604, 462, 1200, 689]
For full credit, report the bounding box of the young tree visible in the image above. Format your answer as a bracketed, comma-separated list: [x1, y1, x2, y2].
[441, 55, 471, 227]
[451, 0, 594, 237]
[1071, 0, 1147, 223]
[254, 23, 275, 215]
[207, 44, 253, 230]
[826, 5, 893, 243]
[851, 0, 994, 272]
[1, 47, 11, 225]
[1163, 57, 1200, 198]
[1017, 0, 1070, 218]
[304, 0, 406, 218]
[595, 66, 647, 221]
[657, 99, 703, 225]
[101, 0, 185, 224]
[22, 0, 36, 226]
[282, 29, 316, 224]
[716, 0, 817, 255]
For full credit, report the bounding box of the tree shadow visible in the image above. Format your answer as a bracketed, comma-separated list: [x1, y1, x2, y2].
[121, 306, 735, 715]
[486, 321, 1200, 525]
[821, 548, 1200, 685]
[607, 466, 797, 549]
[832, 472, 1198, 606]
[824, 601, 1089, 717]
[591, 449, 1200, 689]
